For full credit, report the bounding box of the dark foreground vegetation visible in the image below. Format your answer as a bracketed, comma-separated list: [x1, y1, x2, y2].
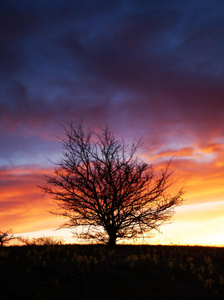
[0, 244, 224, 300]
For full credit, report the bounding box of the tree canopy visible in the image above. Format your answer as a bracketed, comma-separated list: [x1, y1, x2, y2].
[41, 122, 183, 246]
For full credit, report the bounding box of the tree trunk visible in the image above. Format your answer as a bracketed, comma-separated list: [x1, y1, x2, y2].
[108, 231, 117, 247]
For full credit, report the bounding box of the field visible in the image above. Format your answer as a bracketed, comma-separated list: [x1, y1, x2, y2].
[0, 244, 224, 300]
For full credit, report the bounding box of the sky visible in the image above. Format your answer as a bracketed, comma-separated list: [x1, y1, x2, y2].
[1, 0, 224, 246]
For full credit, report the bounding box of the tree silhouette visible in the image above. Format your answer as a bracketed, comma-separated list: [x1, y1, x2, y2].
[0, 229, 16, 247]
[41, 122, 183, 246]
[19, 236, 64, 246]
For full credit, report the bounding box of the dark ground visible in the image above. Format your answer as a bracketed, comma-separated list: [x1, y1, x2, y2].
[0, 244, 224, 300]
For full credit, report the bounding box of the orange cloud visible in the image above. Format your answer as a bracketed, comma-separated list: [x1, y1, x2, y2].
[0, 166, 62, 233]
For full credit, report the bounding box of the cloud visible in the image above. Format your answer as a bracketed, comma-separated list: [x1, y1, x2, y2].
[0, 165, 60, 233]
[1, 0, 224, 142]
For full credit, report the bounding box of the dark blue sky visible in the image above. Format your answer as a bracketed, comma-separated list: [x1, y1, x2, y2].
[1, 0, 224, 167]
[1, 0, 224, 243]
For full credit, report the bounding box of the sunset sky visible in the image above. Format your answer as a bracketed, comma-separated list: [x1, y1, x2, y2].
[1, 0, 224, 246]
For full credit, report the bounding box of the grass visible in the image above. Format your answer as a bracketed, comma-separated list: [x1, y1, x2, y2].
[0, 244, 224, 299]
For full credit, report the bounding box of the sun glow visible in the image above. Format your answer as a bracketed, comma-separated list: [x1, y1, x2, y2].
[1, 140, 224, 247]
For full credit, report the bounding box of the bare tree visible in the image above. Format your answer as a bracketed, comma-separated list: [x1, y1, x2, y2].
[0, 229, 16, 247]
[40, 122, 183, 246]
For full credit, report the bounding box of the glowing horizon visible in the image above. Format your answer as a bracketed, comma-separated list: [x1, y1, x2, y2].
[1, 139, 224, 247]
